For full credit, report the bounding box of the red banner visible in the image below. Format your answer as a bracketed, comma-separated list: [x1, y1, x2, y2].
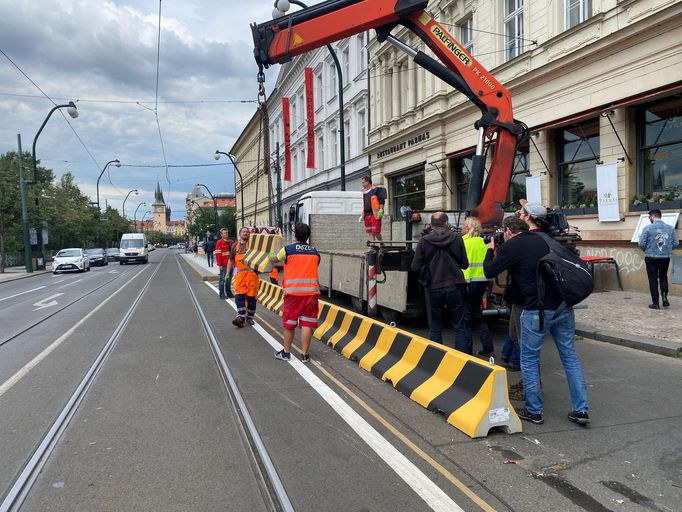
[282, 97, 291, 181]
[305, 67, 315, 169]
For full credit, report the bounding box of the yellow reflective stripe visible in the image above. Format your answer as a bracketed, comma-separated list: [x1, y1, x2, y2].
[285, 286, 320, 293]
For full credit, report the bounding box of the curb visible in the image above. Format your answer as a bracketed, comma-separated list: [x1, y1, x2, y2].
[576, 325, 682, 358]
[0, 270, 51, 283]
[179, 255, 219, 282]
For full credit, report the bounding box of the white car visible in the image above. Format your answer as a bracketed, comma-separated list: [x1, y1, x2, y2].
[53, 248, 90, 274]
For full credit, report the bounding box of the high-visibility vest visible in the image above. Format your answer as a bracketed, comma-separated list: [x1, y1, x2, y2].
[283, 243, 320, 296]
[269, 267, 279, 281]
[232, 241, 251, 272]
[463, 233, 489, 283]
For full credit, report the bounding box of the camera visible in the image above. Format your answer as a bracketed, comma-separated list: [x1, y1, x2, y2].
[483, 228, 505, 247]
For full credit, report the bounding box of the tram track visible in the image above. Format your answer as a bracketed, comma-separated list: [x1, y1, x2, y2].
[0, 258, 163, 512]
[0, 266, 144, 349]
[176, 256, 294, 512]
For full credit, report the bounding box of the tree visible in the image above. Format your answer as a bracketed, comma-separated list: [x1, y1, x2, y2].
[42, 173, 98, 249]
[218, 207, 237, 237]
[187, 207, 217, 241]
[0, 151, 25, 270]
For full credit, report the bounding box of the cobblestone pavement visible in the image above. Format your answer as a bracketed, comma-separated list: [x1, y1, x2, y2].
[575, 288, 681, 343]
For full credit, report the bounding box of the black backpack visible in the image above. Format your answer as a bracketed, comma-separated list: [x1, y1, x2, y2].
[534, 232, 593, 328]
[375, 186, 387, 204]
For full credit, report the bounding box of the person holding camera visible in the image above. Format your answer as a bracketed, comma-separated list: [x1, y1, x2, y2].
[483, 202, 590, 426]
[462, 217, 494, 357]
[411, 212, 472, 353]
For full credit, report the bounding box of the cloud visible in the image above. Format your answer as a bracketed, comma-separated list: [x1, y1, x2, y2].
[0, 0, 279, 221]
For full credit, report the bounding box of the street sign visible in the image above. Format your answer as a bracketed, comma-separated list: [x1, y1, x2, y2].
[29, 228, 49, 245]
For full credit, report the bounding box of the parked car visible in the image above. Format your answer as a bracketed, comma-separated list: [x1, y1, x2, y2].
[53, 248, 90, 274]
[86, 248, 108, 266]
[106, 248, 120, 261]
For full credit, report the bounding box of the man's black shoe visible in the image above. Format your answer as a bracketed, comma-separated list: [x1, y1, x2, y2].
[662, 296, 670, 307]
[219, 294, 226, 300]
[648, 304, 660, 309]
[516, 407, 543, 425]
[477, 350, 494, 357]
[568, 410, 590, 425]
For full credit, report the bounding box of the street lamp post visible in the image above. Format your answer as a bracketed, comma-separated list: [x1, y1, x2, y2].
[214, 150, 245, 227]
[31, 101, 79, 270]
[140, 211, 151, 233]
[96, 159, 122, 211]
[122, 189, 138, 218]
[195, 183, 218, 234]
[272, 0, 346, 190]
[133, 201, 146, 232]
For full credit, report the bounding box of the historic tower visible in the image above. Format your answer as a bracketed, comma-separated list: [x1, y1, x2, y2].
[152, 180, 169, 233]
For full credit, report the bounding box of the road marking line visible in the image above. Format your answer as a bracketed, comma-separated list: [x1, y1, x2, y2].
[203, 282, 467, 512]
[0, 286, 46, 303]
[59, 279, 82, 289]
[0, 268, 147, 399]
[32, 293, 64, 311]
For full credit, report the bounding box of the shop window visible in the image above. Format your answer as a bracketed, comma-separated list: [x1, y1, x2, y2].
[509, 142, 529, 209]
[637, 97, 682, 198]
[504, 0, 524, 61]
[453, 155, 473, 210]
[558, 119, 600, 208]
[392, 169, 425, 219]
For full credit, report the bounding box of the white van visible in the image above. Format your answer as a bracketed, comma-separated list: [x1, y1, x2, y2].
[119, 233, 148, 264]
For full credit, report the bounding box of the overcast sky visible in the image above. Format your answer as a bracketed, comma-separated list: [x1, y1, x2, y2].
[0, 0, 288, 220]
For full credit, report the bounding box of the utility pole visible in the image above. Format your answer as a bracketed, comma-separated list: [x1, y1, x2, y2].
[17, 135, 32, 272]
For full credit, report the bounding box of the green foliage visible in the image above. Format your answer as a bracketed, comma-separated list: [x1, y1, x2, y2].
[0, 151, 25, 253]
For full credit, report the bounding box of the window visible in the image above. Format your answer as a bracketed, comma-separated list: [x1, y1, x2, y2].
[329, 63, 337, 99]
[317, 133, 325, 170]
[358, 110, 366, 150]
[558, 119, 600, 207]
[331, 128, 338, 166]
[298, 91, 305, 128]
[290, 97, 297, 132]
[638, 97, 682, 197]
[344, 119, 351, 160]
[357, 33, 367, 72]
[504, 0, 524, 61]
[315, 70, 323, 108]
[453, 155, 473, 210]
[342, 46, 350, 84]
[292, 150, 298, 182]
[509, 142, 529, 209]
[392, 169, 425, 219]
[565, 0, 591, 30]
[459, 17, 473, 54]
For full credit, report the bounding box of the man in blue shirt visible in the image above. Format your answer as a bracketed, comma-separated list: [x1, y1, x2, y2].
[639, 209, 679, 309]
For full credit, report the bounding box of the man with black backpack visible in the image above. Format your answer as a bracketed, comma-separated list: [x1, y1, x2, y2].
[483, 202, 590, 426]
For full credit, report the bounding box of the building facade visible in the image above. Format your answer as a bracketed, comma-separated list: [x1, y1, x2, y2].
[365, 0, 681, 293]
[266, 32, 371, 229]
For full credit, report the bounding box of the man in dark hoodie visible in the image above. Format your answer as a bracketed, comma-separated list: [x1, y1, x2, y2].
[411, 212, 472, 353]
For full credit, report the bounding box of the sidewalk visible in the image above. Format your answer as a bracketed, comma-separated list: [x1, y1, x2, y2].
[3, 254, 681, 358]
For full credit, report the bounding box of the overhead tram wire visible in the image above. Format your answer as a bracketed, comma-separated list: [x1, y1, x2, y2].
[1, 48, 111, 196]
[0, 92, 259, 104]
[153, 0, 172, 201]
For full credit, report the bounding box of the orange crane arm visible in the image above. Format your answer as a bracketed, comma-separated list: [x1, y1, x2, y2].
[252, 0, 526, 227]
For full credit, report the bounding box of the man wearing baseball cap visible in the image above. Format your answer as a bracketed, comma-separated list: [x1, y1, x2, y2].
[483, 200, 590, 426]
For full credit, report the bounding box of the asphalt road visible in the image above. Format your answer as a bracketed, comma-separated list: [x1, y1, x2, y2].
[0, 249, 680, 511]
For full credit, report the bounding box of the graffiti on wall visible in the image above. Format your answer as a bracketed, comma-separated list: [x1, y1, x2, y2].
[582, 246, 645, 274]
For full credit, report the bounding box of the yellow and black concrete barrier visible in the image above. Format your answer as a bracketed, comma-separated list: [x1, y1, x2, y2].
[256, 282, 521, 438]
[243, 233, 284, 273]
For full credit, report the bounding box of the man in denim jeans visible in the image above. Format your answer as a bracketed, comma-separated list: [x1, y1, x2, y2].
[411, 212, 471, 353]
[484, 203, 590, 426]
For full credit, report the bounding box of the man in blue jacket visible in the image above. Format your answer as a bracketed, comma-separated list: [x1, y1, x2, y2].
[639, 209, 679, 309]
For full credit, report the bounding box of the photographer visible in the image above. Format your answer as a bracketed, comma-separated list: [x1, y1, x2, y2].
[411, 212, 472, 353]
[483, 202, 590, 426]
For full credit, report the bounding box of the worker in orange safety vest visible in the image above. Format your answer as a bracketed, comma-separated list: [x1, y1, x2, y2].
[269, 222, 320, 363]
[227, 227, 259, 327]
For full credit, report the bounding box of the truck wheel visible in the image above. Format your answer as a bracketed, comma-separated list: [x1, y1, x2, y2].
[351, 296, 366, 315]
[120, 261, 125, 265]
[379, 306, 401, 325]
